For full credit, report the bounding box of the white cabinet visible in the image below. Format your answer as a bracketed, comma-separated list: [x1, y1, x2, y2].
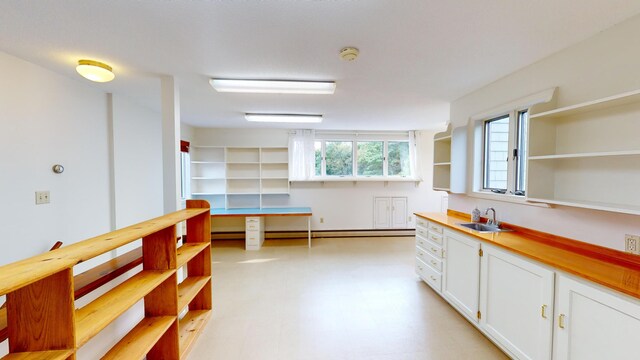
[432, 124, 466, 193]
[442, 229, 481, 322]
[373, 197, 407, 229]
[245, 217, 264, 250]
[479, 244, 555, 360]
[553, 274, 640, 360]
[415, 219, 444, 293]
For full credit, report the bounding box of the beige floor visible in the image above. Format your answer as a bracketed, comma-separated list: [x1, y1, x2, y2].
[188, 237, 508, 360]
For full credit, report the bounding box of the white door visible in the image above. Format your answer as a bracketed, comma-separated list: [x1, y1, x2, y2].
[374, 197, 390, 229]
[442, 230, 481, 322]
[553, 274, 640, 360]
[391, 197, 407, 228]
[479, 244, 554, 360]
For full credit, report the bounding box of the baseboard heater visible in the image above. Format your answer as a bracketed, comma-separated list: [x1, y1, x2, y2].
[211, 228, 416, 241]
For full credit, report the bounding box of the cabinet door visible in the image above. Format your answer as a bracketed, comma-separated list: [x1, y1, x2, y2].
[479, 244, 554, 360]
[442, 230, 480, 322]
[391, 197, 407, 228]
[553, 274, 640, 360]
[373, 197, 390, 229]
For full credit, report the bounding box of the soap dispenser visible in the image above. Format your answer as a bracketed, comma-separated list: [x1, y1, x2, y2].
[471, 207, 481, 223]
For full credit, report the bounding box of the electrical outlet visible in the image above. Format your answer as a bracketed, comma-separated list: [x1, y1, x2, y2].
[625, 234, 640, 254]
[408, 215, 412, 222]
[320, 217, 324, 224]
[35, 191, 50, 205]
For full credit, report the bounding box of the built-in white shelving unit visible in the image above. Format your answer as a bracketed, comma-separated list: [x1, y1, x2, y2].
[190, 146, 289, 209]
[432, 124, 466, 193]
[526, 89, 640, 215]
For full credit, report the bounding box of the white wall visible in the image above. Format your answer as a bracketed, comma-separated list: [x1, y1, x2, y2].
[0, 51, 164, 357]
[191, 128, 445, 232]
[449, 14, 640, 250]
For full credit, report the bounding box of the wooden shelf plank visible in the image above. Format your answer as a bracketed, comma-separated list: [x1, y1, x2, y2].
[1, 350, 74, 360]
[178, 310, 211, 359]
[101, 316, 175, 360]
[176, 243, 210, 268]
[178, 277, 211, 312]
[0, 307, 7, 341]
[75, 270, 175, 347]
[0, 208, 208, 296]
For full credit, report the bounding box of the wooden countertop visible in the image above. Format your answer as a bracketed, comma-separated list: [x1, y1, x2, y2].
[415, 211, 640, 299]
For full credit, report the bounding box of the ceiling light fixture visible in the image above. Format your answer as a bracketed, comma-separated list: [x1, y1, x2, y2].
[76, 59, 115, 82]
[210, 79, 335, 94]
[245, 113, 323, 123]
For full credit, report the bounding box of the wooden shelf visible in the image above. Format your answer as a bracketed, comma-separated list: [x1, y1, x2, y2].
[75, 270, 175, 347]
[178, 310, 211, 359]
[529, 150, 640, 160]
[177, 276, 211, 312]
[101, 316, 176, 360]
[176, 243, 210, 268]
[0, 350, 75, 360]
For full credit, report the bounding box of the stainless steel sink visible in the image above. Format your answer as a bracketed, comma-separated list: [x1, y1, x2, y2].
[457, 222, 512, 233]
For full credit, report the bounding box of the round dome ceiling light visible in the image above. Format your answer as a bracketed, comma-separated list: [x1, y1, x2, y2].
[340, 47, 359, 61]
[76, 59, 115, 82]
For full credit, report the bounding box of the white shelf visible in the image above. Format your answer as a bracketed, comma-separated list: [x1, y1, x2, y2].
[226, 161, 260, 164]
[192, 192, 225, 196]
[293, 177, 420, 182]
[529, 150, 640, 160]
[526, 197, 640, 216]
[433, 187, 451, 192]
[527, 89, 640, 215]
[191, 177, 225, 180]
[261, 177, 289, 180]
[434, 162, 452, 166]
[530, 88, 640, 119]
[434, 135, 452, 141]
[191, 161, 225, 164]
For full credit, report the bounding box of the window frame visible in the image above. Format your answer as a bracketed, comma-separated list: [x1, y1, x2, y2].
[480, 108, 529, 197]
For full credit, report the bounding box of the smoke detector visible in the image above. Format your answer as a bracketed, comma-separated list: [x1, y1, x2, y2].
[340, 47, 359, 61]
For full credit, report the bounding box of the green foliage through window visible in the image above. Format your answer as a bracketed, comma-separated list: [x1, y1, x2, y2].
[357, 141, 384, 176]
[325, 141, 353, 176]
[388, 141, 410, 176]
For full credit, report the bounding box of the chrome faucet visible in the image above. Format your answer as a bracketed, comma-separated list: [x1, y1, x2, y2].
[485, 208, 497, 226]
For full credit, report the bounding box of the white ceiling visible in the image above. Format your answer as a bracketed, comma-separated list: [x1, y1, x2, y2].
[1, 1, 640, 130]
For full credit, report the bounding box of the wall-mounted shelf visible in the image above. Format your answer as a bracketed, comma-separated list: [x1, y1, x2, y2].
[526, 89, 640, 215]
[432, 124, 466, 193]
[190, 146, 289, 209]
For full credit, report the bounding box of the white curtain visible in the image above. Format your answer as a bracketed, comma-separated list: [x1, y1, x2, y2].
[288, 130, 315, 180]
[408, 130, 417, 178]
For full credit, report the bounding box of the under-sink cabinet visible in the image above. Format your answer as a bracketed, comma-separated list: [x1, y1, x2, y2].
[414, 216, 640, 360]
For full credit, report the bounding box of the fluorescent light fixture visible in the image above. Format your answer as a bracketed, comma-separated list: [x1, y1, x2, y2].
[76, 59, 115, 82]
[210, 79, 335, 94]
[245, 113, 323, 123]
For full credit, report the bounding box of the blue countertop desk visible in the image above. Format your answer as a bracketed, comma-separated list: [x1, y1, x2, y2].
[210, 207, 313, 248]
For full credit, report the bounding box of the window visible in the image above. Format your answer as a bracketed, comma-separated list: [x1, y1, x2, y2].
[388, 141, 410, 176]
[357, 141, 384, 176]
[312, 135, 415, 179]
[325, 141, 353, 176]
[481, 110, 528, 196]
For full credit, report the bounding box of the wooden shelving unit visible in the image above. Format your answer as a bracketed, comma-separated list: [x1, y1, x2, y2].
[0, 200, 212, 360]
[527, 89, 640, 215]
[190, 146, 289, 209]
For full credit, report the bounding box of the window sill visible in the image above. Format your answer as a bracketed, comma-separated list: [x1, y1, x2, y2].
[291, 176, 422, 182]
[469, 191, 551, 208]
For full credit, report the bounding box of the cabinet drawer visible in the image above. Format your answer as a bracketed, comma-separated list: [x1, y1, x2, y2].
[428, 223, 444, 234]
[416, 236, 430, 249]
[246, 231, 262, 242]
[423, 239, 443, 259]
[417, 248, 442, 272]
[416, 226, 429, 239]
[417, 258, 442, 292]
[427, 232, 443, 245]
[416, 217, 429, 228]
[246, 218, 262, 231]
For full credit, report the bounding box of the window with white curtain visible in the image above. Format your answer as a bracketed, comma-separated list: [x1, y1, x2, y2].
[290, 130, 417, 180]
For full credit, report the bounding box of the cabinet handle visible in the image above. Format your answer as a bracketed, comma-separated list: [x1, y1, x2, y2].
[419, 252, 424, 256]
[431, 235, 438, 241]
[431, 260, 437, 266]
[430, 247, 438, 253]
[558, 314, 566, 329]
[430, 276, 437, 282]
[541, 305, 547, 319]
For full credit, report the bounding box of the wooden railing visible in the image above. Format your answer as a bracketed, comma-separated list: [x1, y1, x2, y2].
[0, 200, 212, 360]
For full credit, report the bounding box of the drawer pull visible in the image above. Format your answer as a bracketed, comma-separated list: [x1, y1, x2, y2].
[541, 305, 548, 319]
[419, 252, 424, 256]
[430, 276, 437, 282]
[418, 266, 423, 271]
[430, 260, 437, 266]
[431, 235, 439, 241]
[559, 314, 566, 329]
[430, 247, 438, 253]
